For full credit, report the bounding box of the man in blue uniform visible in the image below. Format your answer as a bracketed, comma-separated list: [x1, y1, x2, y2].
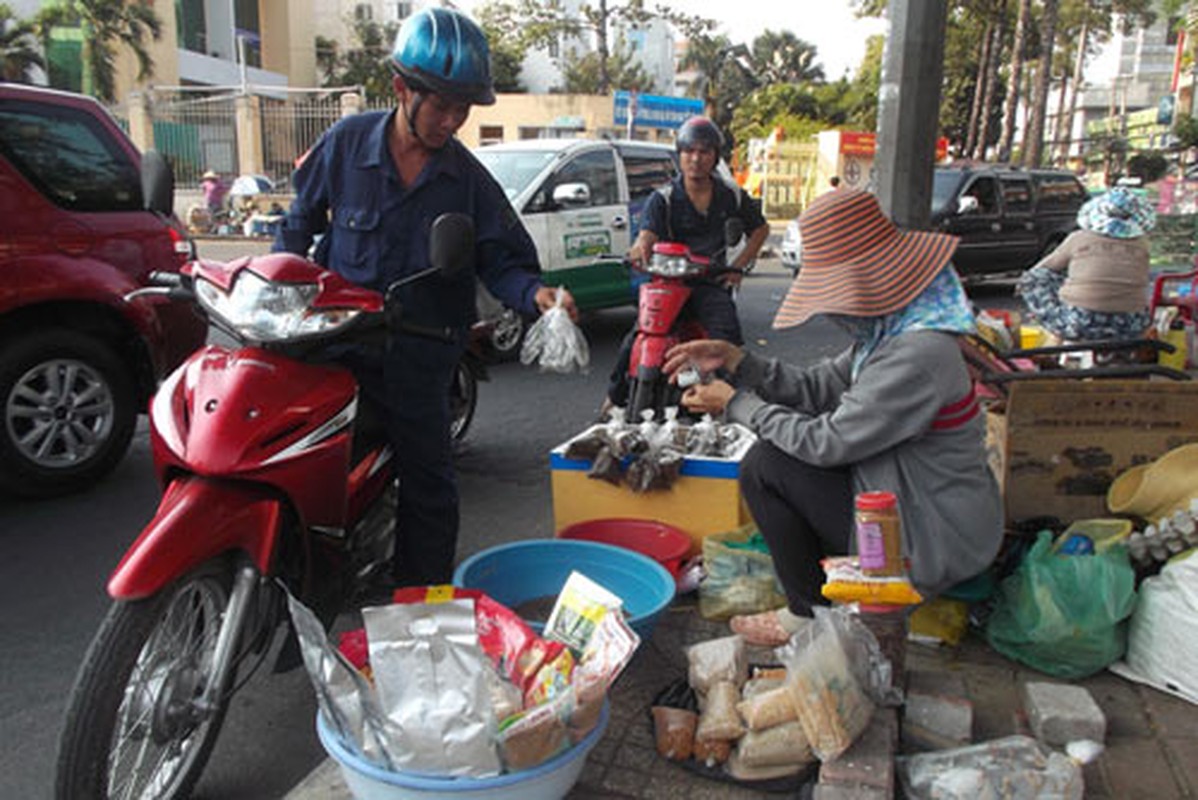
[275, 7, 576, 586]
[604, 116, 769, 411]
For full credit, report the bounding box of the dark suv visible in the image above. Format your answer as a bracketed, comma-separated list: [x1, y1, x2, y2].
[0, 84, 205, 497]
[930, 165, 1089, 277]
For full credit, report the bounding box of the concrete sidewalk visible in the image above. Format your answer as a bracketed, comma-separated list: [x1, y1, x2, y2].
[284, 595, 1198, 799]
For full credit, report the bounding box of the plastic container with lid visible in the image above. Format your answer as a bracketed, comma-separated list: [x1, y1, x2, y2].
[854, 491, 903, 577]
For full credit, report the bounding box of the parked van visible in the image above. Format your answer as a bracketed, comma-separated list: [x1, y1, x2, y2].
[930, 165, 1089, 277]
[474, 139, 680, 313]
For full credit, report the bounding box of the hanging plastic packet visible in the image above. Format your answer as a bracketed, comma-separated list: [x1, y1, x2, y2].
[686, 413, 720, 456]
[363, 599, 502, 778]
[519, 289, 589, 374]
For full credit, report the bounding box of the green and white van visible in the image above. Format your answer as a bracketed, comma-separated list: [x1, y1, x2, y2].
[474, 138, 680, 314]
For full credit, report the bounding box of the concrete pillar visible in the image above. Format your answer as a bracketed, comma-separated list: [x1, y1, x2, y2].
[875, 0, 947, 230]
[126, 91, 155, 154]
[235, 94, 265, 177]
[340, 92, 364, 117]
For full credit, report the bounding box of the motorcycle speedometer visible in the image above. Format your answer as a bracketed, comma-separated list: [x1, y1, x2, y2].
[196, 271, 361, 342]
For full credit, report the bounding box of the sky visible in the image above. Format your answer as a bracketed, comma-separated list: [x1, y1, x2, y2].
[665, 1, 889, 80]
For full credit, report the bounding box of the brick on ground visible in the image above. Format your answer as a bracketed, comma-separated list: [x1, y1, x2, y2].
[817, 708, 897, 796]
[901, 668, 973, 752]
[901, 691, 974, 752]
[1023, 681, 1106, 747]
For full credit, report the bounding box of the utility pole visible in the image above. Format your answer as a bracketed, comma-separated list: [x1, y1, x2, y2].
[875, 0, 948, 230]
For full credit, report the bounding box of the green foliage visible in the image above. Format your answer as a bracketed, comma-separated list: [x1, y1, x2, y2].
[1126, 150, 1169, 183]
[316, 16, 399, 102]
[1175, 115, 1198, 150]
[748, 30, 824, 84]
[0, 3, 43, 82]
[562, 37, 655, 93]
[36, 0, 161, 102]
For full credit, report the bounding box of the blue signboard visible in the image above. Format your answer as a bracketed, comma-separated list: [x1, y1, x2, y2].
[613, 91, 703, 130]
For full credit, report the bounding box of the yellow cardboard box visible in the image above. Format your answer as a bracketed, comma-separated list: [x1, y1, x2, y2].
[550, 425, 756, 555]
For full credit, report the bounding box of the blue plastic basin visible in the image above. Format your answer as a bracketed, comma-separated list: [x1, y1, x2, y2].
[452, 539, 676, 640]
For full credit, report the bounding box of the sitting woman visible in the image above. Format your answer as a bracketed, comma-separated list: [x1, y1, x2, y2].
[663, 189, 1003, 647]
[1017, 187, 1156, 343]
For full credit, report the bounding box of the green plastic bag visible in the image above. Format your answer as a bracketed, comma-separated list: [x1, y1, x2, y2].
[986, 530, 1137, 679]
[699, 524, 787, 621]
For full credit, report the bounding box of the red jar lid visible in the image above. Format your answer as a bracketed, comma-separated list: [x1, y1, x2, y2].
[855, 491, 897, 511]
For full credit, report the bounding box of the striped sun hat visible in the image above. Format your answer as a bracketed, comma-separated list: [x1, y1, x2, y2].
[772, 189, 959, 329]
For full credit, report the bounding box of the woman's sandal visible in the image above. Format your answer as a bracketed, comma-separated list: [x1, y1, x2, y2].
[729, 609, 806, 648]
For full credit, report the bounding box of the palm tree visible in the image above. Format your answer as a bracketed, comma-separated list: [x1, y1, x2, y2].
[0, 3, 43, 83]
[37, 0, 160, 102]
[678, 33, 735, 116]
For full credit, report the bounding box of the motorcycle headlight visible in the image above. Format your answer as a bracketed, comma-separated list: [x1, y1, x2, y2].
[647, 255, 699, 278]
[195, 271, 362, 341]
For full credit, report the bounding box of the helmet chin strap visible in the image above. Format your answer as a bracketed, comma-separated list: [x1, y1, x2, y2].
[402, 91, 447, 151]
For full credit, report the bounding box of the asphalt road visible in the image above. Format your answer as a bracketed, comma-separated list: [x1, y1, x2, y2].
[0, 236, 1014, 799]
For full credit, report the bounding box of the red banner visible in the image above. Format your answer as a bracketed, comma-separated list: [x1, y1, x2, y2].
[838, 131, 950, 161]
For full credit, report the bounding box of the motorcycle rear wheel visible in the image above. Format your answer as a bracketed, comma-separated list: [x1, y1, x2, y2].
[56, 561, 236, 800]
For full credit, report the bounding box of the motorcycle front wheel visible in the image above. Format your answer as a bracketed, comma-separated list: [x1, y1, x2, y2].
[56, 561, 236, 800]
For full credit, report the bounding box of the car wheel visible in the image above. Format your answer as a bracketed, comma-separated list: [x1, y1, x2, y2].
[0, 329, 137, 498]
[488, 308, 526, 361]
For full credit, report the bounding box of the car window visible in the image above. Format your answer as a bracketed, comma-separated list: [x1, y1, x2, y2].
[1000, 177, 1033, 214]
[1036, 174, 1087, 209]
[963, 176, 1000, 215]
[0, 100, 141, 212]
[932, 170, 965, 215]
[622, 152, 677, 202]
[538, 149, 618, 209]
[474, 147, 557, 200]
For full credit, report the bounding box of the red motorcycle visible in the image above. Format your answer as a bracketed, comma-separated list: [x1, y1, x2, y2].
[55, 214, 478, 800]
[626, 221, 744, 419]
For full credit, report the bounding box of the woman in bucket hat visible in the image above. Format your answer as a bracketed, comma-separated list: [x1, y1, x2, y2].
[663, 189, 1003, 647]
[1017, 186, 1156, 342]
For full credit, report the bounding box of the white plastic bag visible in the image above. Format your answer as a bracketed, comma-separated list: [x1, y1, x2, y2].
[519, 290, 589, 373]
[1110, 548, 1198, 704]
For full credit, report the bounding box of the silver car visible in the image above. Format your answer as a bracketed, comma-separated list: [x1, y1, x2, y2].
[780, 218, 802, 274]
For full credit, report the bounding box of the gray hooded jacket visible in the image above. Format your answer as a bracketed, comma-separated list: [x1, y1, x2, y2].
[726, 330, 1003, 596]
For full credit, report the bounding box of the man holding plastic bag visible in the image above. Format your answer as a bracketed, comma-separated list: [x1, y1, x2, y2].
[274, 8, 576, 588]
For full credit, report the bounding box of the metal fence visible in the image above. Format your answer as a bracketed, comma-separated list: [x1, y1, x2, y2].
[146, 91, 239, 187]
[260, 93, 347, 184]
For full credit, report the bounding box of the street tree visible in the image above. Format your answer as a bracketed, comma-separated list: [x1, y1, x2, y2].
[35, 0, 160, 102]
[748, 30, 825, 85]
[563, 34, 656, 92]
[0, 3, 42, 83]
[315, 17, 399, 101]
[478, 0, 713, 94]
[1022, 0, 1060, 166]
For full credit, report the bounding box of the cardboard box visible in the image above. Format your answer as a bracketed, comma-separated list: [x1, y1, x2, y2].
[550, 424, 756, 554]
[987, 379, 1198, 524]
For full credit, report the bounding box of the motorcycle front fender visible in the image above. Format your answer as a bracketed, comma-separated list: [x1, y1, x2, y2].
[108, 476, 285, 600]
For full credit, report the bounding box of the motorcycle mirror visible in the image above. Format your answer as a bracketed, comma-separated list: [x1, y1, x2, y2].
[430, 213, 476, 279]
[724, 218, 744, 247]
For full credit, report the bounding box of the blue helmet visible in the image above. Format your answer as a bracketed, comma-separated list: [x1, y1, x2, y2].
[391, 8, 496, 106]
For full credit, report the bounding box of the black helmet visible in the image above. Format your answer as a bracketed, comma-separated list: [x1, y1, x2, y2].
[676, 116, 724, 153]
[390, 8, 496, 106]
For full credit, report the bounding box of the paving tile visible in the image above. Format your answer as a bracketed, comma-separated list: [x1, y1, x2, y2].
[961, 664, 1022, 741]
[1098, 737, 1184, 800]
[600, 765, 656, 796]
[1023, 682, 1106, 746]
[1141, 686, 1198, 738]
[1078, 671, 1152, 738]
[1163, 737, 1198, 796]
[613, 742, 659, 772]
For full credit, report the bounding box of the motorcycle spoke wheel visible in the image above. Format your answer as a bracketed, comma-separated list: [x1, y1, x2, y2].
[56, 562, 235, 800]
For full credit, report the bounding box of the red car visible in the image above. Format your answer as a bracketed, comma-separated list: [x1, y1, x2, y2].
[0, 84, 206, 497]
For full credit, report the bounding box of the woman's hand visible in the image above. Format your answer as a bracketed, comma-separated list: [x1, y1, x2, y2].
[535, 286, 578, 321]
[681, 380, 735, 415]
[664, 339, 744, 379]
